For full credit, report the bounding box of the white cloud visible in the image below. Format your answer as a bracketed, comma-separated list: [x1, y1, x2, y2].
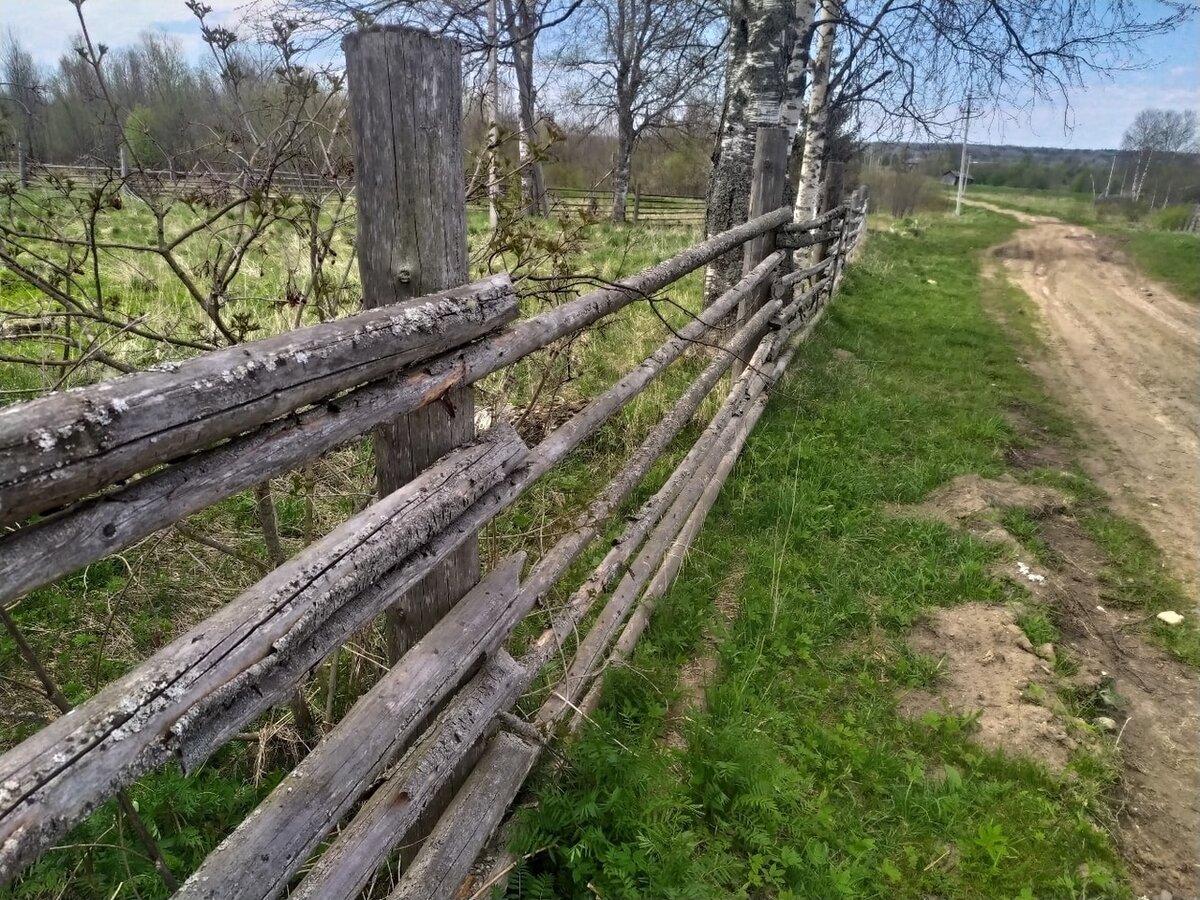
[978, 76, 1200, 148]
[3, 0, 245, 66]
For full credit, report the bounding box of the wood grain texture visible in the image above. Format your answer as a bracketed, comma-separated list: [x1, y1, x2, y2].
[176, 555, 527, 900]
[737, 127, 790, 366]
[778, 204, 847, 233]
[391, 731, 538, 900]
[775, 228, 841, 250]
[289, 651, 525, 900]
[0, 426, 526, 886]
[345, 25, 478, 663]
[2, 203, 793, 612]
[0, 276, 515, 526]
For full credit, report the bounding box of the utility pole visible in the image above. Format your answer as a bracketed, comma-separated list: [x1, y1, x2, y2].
[955, 95, 971, 216]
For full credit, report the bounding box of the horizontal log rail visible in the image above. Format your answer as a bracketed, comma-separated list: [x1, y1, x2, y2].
[0, 275, 518, 526]
[0, 207, 791, 609]
[0, 191, 868, 894]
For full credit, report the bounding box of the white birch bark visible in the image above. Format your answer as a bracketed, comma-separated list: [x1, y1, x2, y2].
[794, 0, 837, 225]
[780, 0, 818, 146]
[487, 0, 501, 229]
[503, 0, 549, 217]
[703, 0, 795, 305]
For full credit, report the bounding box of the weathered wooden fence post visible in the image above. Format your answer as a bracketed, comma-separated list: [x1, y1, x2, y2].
[16, 141, 28, 187]
[119, 144, 128, 180]
[345, 26, 478, 664]
[734, 126, 789, 377]
[632, 183, 641, 224]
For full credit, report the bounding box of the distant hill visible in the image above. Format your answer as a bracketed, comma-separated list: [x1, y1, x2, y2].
[866, 142, 1119, 168]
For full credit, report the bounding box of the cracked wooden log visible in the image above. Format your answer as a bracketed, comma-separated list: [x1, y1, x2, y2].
[575, 393, 771, 727]
[418, 284, 845, 900]
[284, 268, 792, 900]
[0, 425, 527, 886]
[736, 127, 791, 381]
[775, 228, 841, 251]
[346, 27, 478, 664]
[778, 256, 834, 289]
[523, 329, 781, 684]
[272, 282, 792, 900]
[537, 390, 750, 729]
[288, 650, 524, 900]
[391, 730, 537, 900]
[778, 204, 847, 233]
[0, 209, 791, 610]
[393, 406, 764, 900]
[0, 275, 517, 526]
[503, 255, 786, 628]
[175, 555, 526, 900]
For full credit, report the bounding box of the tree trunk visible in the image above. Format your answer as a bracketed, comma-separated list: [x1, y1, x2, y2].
[780, 0, 818, 148]
[487, 0, 501, 229]
[611, 116, 634, 223]
[703, 0, 794, 306]
[506, 4, 549, 218]
[1138, 149, 1154, 201]
[794, 0, 837, 225]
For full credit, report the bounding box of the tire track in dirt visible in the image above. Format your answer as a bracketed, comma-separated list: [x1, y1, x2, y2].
[971, 201, 1200, 600]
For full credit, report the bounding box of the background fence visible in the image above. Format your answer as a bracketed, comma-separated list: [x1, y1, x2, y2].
[0, 26, 866, 899]
[0, 163, 706, 227]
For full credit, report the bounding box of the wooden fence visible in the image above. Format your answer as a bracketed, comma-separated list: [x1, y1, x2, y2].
[0, 162, 705, 227]
[0, 26, 867, 899]
[548, 187, 706, 226]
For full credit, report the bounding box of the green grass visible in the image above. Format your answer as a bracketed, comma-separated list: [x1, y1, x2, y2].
[1105, 229, 1200, 302]
[969, 184, 1101, 225]
[0, 193, 718, 896]
[999, 507, 1058, 568]
[501, 208, 1176, 899]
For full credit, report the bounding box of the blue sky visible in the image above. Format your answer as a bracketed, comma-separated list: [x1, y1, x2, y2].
[3, 0, 1198, 150]
[972, 13, 1200, 149]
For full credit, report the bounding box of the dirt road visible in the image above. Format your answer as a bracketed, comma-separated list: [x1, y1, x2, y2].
[974, 201, 1200, 599]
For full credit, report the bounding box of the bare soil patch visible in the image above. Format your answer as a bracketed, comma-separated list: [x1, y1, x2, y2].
[898, 474, 1200, 897]
[661, 563, 744, 751]
[901, 603, 1079, 770]
[969, 200, 1200, 599]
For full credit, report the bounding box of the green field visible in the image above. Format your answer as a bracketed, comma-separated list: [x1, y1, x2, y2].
[0, 193, 721, 896]
[2, 193, 1195, 897]
[501, 208, 1196, 899]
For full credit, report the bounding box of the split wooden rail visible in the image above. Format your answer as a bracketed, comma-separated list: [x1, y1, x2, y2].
[0, 25, 868, 899]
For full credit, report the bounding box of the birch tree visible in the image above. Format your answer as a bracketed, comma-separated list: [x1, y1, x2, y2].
[1122, 109, 1198, 201]
[703, 0, 817, 303]
[560, 0, 722, 222]
[702, 0, 1189, 286]
[793, 0, 835, 223]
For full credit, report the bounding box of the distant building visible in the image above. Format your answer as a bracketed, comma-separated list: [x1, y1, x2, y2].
[940, 170, 974, 187]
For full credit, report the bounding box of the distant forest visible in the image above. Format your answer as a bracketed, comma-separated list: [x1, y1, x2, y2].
[870, 137, 1200, 205]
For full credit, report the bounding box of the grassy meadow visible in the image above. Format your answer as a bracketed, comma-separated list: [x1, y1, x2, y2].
[1, 188, 1195, 897]
[501, 208, 1197, 899]
[0, 188, 730, 896]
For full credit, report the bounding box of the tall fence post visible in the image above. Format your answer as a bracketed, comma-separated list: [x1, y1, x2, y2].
[345, 26, 478, 664]
[734, 126, 789, 378]
[17, 141, 28, 187]
[119, 144, 128, 180]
